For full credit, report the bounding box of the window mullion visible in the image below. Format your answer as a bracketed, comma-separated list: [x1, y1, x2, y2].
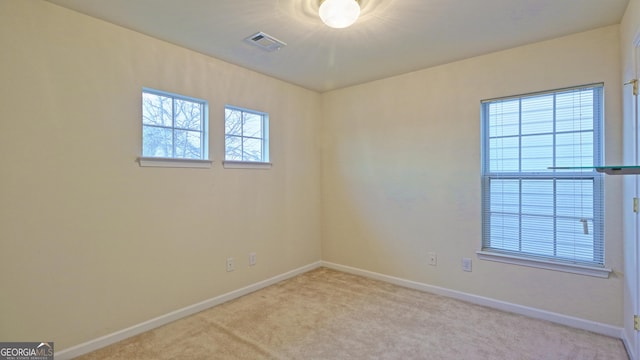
[200, 104, 205, 159]
[172, 98, 176, 158]
[241, 111, 246, 161]
[518, 98, 523, 253]
[519, 179, 523, 253]
[261, 114, 265, 162]
[552, 93, 557, 258]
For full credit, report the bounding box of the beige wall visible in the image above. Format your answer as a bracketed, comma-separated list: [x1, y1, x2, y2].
[0, 0, 322, 349]
[321, 25, 624, 326]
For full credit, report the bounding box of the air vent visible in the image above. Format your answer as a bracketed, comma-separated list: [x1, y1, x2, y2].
[244, 32, 286, 52]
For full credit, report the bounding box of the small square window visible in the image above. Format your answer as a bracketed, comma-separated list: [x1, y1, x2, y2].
[224, 106, 269, 163]
[142, 89, 208, 160]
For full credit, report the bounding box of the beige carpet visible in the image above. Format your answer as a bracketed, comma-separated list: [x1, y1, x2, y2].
[75, 267, 629, 359]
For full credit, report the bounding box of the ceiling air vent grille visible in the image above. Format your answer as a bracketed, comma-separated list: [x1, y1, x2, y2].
[244, 32, 286, 52]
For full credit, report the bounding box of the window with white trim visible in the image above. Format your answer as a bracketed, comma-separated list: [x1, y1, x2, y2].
[224, 106, 269, 163]
[142, 88, 208, 160]
[481, 84, 604, 268]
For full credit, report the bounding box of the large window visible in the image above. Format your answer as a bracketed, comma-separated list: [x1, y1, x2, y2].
[224, 106, 269, 163]
[142, 88, 208, 160]
[481, 84, 604, 270]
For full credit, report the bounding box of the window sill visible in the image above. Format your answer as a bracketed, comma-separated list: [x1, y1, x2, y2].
[222, 161, 272, 169]
[476, 251, 612, 278]
[138, 157, 213, 168]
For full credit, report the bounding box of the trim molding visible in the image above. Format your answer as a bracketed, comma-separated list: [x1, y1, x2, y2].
[222, 161, 272, 169]
[138, 157, 213, 168]
[57, 260, 624, 359]
[476, 251, 612, 278]
[321, 261, 623, 339]
[55, 261, 322, 360]
[623, 332, 636, 360]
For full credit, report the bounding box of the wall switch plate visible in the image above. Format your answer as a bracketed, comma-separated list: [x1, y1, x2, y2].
[226, 257, 235, 272]
[462, 258, 472, 272]
[249, 252, 257, 266]
[428, 252, 437, 266]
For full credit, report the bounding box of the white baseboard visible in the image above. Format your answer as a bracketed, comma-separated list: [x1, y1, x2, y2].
[57, 260, 624, 359]
[623, 332, 636, 360]
[56, 261, 323, 360]
[321, 261, 624, 339]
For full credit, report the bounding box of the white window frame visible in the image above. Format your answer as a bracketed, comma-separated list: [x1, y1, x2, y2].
[479, 84, 611, 278]
[223, 105, 271, 169]
[138, 88, 211, 168]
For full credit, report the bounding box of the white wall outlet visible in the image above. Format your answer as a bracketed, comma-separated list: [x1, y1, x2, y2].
[226, 257, 235, 272]
[462, 257, 472, 272]
[428, 252, 437, 266]
[249, 252, 257, 266]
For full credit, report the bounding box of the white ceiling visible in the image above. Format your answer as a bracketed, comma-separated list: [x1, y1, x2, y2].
[46, 0, 629, 93]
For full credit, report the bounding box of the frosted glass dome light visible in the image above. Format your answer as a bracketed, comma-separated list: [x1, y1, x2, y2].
[319, 0, 361, 29]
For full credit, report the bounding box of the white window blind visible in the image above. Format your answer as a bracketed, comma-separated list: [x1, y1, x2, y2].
[481, 84, 604, 267]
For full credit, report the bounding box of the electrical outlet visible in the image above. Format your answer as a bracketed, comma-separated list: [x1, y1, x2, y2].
[249, 252, 257, 266]
[462, 258, 472, 272]
[226, 257, 235, 272]
[428, 252, 437, 266]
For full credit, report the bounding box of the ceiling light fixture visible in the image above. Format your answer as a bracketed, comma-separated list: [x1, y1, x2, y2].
[319, 0, 361, 29]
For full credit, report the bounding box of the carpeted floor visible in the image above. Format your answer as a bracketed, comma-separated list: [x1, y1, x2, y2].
[75, 267, 629, 359]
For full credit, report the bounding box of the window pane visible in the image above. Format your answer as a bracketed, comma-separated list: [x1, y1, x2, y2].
[521, 215, 554, 256]
[556, 180, 593, 218]
[243, 138, 263, 162]
[174, 130, 202, 159]
[175, 99, 202, 130]
[224, 106, 269, 163]
[141, 89, 208, 161]
[243, 112, 263, 138]
[557, 218, 594, 261]
[143, 126, 172, 157]
[490, 179, 519, 213]
[225, 135, 242, 161]
[521, 95, 553, 135]
[143, 92, 172, 126]
[489, 213, 520, 251]
[556, 90, 594, 133]
[521, 180, 553, 216]
[225, 109, 242, 136]
[556, 132, 594, 168]
[521, 134, 553, 171]
[488, 100, 519, 137]
[489, 137, 519, 172]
